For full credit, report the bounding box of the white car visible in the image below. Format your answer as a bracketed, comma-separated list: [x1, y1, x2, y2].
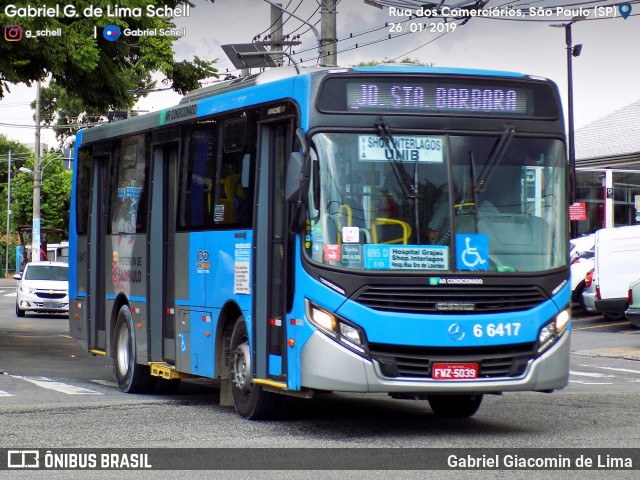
[570, 234, 595, 263]
[579, 268, 599, 315]
[14, 261, 69, 317]
[570, 250, 595, 304]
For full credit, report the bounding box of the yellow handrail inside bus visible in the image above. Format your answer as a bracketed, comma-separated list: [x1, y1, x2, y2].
[337, 203, 353, 243]
[372, 218, 412, 245]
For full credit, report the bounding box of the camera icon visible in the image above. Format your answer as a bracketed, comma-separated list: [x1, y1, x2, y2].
[4, 24, 23, 41]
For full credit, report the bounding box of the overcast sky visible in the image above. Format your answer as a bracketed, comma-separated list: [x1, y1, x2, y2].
[1, 0, 639, 147]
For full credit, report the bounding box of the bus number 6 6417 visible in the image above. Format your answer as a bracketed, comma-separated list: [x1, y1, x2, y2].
[473, 322, 521, 338]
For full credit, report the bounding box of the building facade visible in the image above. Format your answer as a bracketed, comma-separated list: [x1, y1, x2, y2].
[574, 99, 640, 237]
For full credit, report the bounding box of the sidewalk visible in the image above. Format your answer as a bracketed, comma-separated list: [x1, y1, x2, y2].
[0, 278, 17, 288]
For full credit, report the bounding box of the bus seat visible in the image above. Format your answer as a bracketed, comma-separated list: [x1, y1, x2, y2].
[478, 214, 549, 271]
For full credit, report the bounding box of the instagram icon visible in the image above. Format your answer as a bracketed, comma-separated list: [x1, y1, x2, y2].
[4, 25, 23, 41]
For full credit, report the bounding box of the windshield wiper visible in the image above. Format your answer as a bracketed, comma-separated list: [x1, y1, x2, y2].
[475, 126, 516, 194]
[375, 118, 417, 199]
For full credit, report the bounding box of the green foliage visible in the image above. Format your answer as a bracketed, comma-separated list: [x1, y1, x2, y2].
[0, 134, 32, 183]
[37, 81, 108, 143]
[1, 0, 219, 142]
[0, 137, 71, 252]
[0, 137, 71, 273]
[171, 55, 220, 95]
[10, 153, 72, 233]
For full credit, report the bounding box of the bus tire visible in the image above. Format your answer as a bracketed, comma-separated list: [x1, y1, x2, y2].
[427, 394, 483, 418]
[113, 305, 157, 394]
[229, 316, 281, 419]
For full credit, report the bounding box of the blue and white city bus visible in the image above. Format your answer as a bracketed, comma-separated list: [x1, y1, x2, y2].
[69, 65, 570, 419]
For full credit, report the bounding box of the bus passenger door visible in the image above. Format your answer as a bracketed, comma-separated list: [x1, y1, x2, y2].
[87, 150, 111, 352]
[148, 140, 179, 364]
[254, 118, 295, 386]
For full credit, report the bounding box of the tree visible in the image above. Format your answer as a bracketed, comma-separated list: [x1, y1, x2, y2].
[1, 0, 218, 141]
[0, 134, 33, 238]
[0, 134, 32, 183]
[10, 153, 72, 233]
[39, 54, 216, 143]
[0, 136, 70, 274]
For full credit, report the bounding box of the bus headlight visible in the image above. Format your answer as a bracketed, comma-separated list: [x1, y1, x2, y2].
[305, 299, 368, 355]
[537, 308, 570, 355]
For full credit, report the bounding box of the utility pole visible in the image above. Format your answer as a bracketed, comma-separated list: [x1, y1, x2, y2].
[262, 0, 314, 66]
[5, 149, 11, 277]
[32, 80, 42, 262]
[252, 3, 302, 72]
[270, 4, 284, 67]
[321, 0, 337, 67]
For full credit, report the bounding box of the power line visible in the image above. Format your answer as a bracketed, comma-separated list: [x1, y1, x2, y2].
[0, 102, 33, 108]
[388, 30, 453, 61]
[256, 0, 295, 38]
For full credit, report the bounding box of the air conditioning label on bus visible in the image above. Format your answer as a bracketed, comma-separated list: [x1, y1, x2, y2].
[358, 135, 444, 163]
[159, 104, 197, 125]
[364, 245, 448, 270]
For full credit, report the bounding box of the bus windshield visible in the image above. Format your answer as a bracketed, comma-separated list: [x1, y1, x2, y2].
[305, 132, 567, 273]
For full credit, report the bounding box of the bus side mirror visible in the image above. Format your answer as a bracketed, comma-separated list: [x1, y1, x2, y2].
[285, 151, 309, 203]
[285, 151, 310, 232]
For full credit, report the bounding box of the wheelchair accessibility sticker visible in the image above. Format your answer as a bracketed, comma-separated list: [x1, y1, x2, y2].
[455, 234, 489, 271]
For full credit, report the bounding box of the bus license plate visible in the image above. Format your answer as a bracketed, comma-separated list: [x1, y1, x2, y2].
[432, 363, 479, 380]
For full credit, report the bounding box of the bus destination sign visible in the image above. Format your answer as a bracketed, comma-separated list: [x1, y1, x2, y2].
[345, 81, 531, 116]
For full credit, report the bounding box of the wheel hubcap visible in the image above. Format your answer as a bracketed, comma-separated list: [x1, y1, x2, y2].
[116, 324, 130, 377]
[231, 341, 251, 392]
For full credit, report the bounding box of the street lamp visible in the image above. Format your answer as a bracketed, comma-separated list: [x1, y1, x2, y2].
[552, 16, 583, 237]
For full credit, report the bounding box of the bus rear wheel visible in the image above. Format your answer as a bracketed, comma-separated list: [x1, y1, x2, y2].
[229, 316, 281, 419]
[427, 394, 483, 418]
[113, 305, 157, 393]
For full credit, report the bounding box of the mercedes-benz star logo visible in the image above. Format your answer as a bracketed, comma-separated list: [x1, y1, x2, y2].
[448, 323, 465, 341]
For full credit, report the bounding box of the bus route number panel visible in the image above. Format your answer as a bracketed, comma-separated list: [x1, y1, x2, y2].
[364, 244, 449, 270]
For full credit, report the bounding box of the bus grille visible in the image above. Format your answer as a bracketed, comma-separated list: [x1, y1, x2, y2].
[369, 343, 536, 379]
[353, 285, 547, 314]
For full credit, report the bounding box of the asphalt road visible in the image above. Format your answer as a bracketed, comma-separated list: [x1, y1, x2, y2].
[1, 278, 640, 479]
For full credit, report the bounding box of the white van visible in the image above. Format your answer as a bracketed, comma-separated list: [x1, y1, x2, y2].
[594, 225, 640, 319]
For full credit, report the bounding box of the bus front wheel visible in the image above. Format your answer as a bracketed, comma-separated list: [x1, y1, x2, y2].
[427, 394, 483, 418]
[229, 316, 281, 419]
[113, 305, 157, 393]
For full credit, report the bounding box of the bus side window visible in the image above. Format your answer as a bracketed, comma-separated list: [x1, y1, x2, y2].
[215, 114, 256, 228]
[178, 124, 217, 230]
[108, 135, 149, 234]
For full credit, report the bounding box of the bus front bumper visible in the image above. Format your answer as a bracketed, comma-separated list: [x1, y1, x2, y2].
[300, 330, 570, 393]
